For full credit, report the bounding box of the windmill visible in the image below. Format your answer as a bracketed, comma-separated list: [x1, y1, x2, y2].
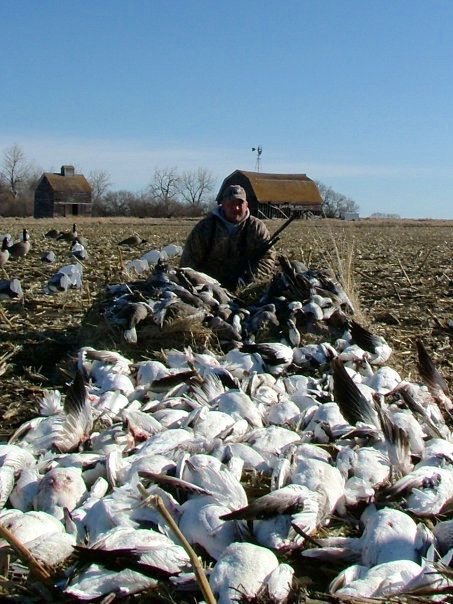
[252, 146, 262, 172]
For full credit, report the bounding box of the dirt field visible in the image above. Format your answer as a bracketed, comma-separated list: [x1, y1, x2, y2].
[0, 216, 452, 602]
[1, 216, 452, 434]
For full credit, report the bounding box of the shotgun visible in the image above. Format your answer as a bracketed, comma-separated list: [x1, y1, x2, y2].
[266, 212, 297, 250]
[238, 213, 297, 285]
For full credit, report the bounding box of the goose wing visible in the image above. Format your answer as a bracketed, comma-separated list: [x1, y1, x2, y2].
[73, 546, 176, 579]
[220, 485, 307, 521]
[139, 471, 215, 497]
[332, 357, 379, 428]
[416, 339, 449, 398]
[52, 371, 93, 453]
[350, 320, 382, 354]
[375, 399, 412, 476]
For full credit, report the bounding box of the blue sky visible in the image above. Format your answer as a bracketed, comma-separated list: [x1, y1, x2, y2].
[1, 1, 452, 218]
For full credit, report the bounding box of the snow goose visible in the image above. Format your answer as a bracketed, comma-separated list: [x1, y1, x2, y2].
[0, 445, 36, 509]
[178, 495, 249, 560]
[209, 542, 288, 604]
[181, 453, 248, 510]
[302, 506, 432, 566]
[220, 483, 324, 550]
[379, 464, 453, 516]
[0, 509, 66, 547]
[348, 320, 393, 365]
[331, 559, 425, 599]
[34, 466, 87, 519]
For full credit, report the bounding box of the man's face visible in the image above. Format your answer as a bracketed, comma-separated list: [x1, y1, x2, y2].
[222, 197, 249, 223]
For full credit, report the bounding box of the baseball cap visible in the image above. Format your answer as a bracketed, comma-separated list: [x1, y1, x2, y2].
[223, 184, 247, 202]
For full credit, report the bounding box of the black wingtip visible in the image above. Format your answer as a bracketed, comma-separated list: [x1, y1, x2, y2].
[416, 339, 449, 396]
[64, 370, 87, 415]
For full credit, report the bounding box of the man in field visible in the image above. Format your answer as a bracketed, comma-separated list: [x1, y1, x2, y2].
[180, 184, 276, 290]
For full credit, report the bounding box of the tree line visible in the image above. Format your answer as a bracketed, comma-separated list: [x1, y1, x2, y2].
[0, 144, 359, 218]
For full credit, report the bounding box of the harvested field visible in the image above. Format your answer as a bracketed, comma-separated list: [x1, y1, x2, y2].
[0, 216, 452, 602]
[1, 216, 451, 431]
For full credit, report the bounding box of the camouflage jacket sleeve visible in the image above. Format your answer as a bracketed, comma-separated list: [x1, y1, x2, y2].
[179, 216, 215, 270]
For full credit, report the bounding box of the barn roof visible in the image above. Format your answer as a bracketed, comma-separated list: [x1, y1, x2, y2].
[218, 170, 323, 205]
[39, 172, 92, 194]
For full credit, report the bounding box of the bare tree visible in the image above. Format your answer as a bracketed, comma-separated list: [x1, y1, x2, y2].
[1, 144, 30, 197]
[88, 169, 112, 204]
[148, 167, 180, 203]
[177, 167, 215, 207]
[316, 181, 359, 218]
[95, 190, 136, 216]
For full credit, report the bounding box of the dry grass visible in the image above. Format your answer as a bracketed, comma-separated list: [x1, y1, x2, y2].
[312, 226, 364, 324]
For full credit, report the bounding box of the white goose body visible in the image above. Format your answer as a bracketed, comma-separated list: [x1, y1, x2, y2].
[0, 509, 65, 546]
[331, 560, 424, 598]
[209, 542, 280, 604]
[181, 454, 248, 509]
[214, 390, 263, 427]
[178, 495, 247, 560]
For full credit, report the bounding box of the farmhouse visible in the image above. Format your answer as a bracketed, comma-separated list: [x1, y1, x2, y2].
[34, 165, 92, 218]
[216, 170, 323, 218]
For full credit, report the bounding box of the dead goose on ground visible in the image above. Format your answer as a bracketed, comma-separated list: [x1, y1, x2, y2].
[302, 505, 432, 566]
[220, 483, 326, 551]
[10, 371, 93, 456]
[378, 462, 453, 516]
[329, 559, 429, 599]
[65, 525, 191, 600]
[240, 342, 294, 376]
[178, 495, 250, 561]
[348, 320, 393, 365]
[0, 445, 36, 509]
[209, 542, 294, 604]
[34, 465, 88, 520]
[0, 509, 67, 550]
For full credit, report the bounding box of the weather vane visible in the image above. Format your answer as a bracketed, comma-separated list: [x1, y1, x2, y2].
[252, 146, 262, 172]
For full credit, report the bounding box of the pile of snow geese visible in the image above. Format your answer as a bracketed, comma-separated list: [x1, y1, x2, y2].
[1, 244, 453, 603]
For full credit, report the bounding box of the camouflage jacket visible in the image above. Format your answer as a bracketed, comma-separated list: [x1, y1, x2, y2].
[180, 211, 277, 289]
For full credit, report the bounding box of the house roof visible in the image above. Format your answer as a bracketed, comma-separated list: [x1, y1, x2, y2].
[219, 170, 323, 205]
[39, 173, 92, 194]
